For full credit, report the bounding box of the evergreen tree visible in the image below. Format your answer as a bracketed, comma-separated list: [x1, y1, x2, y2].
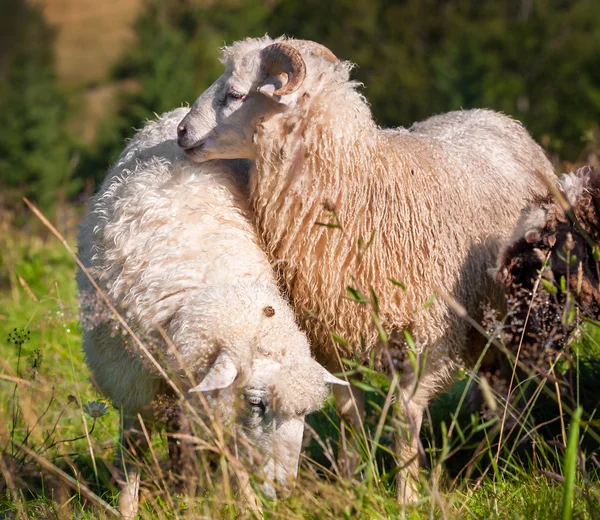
[78, 0, 270, 186]
[0, 0, 73, 210]
[269, 0, 600, 160]
[80, 0, 600, 188]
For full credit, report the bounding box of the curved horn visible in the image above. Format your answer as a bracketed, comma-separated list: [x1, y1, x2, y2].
[306, 42, 338, 63]
[259, 43, 306, 96]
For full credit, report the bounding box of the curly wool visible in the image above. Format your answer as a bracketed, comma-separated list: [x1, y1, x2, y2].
[245, 40, 556, 387]
[77, 108, 327, 419]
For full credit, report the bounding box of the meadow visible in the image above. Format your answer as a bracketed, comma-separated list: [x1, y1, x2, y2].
[1, 2, 600, 517]
[0, 200, 598, 519]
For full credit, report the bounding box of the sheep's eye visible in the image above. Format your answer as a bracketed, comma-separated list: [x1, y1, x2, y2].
[226, 89, 246, 101]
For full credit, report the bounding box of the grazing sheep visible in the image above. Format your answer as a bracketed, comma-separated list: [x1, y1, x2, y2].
[176, 36, 556, 500]
[77, 107, 347, 519]
[490, 165, 600, 389]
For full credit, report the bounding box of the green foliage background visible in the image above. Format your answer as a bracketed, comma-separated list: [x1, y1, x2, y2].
[1, 0, 600, 207]
[0, 0, 73, 211]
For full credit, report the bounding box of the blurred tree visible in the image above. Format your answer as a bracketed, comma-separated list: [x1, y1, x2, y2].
[77, 0, 270, 185]
[270, 0, 600, 161]
[0, 0, 74, 211]
[80, 0, 600, 189]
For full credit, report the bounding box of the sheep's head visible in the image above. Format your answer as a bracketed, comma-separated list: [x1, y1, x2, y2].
[189, 346, 347, 496]
[178, 37, 346, 162]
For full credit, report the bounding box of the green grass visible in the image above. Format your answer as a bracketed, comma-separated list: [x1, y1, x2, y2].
[0, 212, 599, 519]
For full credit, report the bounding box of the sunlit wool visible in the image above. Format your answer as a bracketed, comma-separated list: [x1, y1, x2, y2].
[244, 47, 555, 386]
[78, 108, 333, 417]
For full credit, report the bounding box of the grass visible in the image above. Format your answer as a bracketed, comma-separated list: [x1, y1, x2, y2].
[0, 206, 599, 519]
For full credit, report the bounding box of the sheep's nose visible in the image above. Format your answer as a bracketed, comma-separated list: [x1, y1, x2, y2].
[177, 123, 187, 142]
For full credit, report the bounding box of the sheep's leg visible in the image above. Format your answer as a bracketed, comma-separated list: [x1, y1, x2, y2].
[116, 415, 149, 520]
[394, 392, 425, 503]
[332, 375, 365, 480]
[394, 362, 449, 504]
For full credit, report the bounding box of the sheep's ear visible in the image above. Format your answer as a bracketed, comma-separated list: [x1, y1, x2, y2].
[258, 83, 278, 97]
[257, 81, 297, 106]
[189, 351, 238, 393]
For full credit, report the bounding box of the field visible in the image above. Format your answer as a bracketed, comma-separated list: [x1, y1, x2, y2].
[2, 0, 600, 516]
[0, 203, 598, 519]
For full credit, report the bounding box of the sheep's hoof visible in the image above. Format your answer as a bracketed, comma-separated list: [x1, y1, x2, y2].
[396, 475, 421, 505]
[118, 470, 141, 520]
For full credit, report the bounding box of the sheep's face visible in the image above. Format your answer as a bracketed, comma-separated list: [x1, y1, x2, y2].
[190, 351, 347, 496]
[176, 68, 259, 157]
[177, 37, 273, 156]
[183, 92, 285, 163]
[233, 360, 306, 498]
[178, 38, 343, 163]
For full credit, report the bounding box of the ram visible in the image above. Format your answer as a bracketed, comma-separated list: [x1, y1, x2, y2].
[77, 107, 346, 519]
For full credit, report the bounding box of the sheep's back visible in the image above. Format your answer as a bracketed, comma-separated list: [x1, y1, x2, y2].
[404, 109, 554, 257]
[409, 109, 553, 205]
[400, 109, 554, 313]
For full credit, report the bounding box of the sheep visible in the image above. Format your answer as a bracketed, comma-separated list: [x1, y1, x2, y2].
[495, 165, 600, 305]
[77, 106, 347, 519]
[487, 165, 600, 403]
[175, 36, 557, 500]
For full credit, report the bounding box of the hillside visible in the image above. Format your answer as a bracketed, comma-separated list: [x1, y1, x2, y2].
[31, 0, 143, 87]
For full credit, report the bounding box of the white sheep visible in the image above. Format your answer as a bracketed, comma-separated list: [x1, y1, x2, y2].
[77, 107, 347, 519]
[176, 36, 557, 500]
